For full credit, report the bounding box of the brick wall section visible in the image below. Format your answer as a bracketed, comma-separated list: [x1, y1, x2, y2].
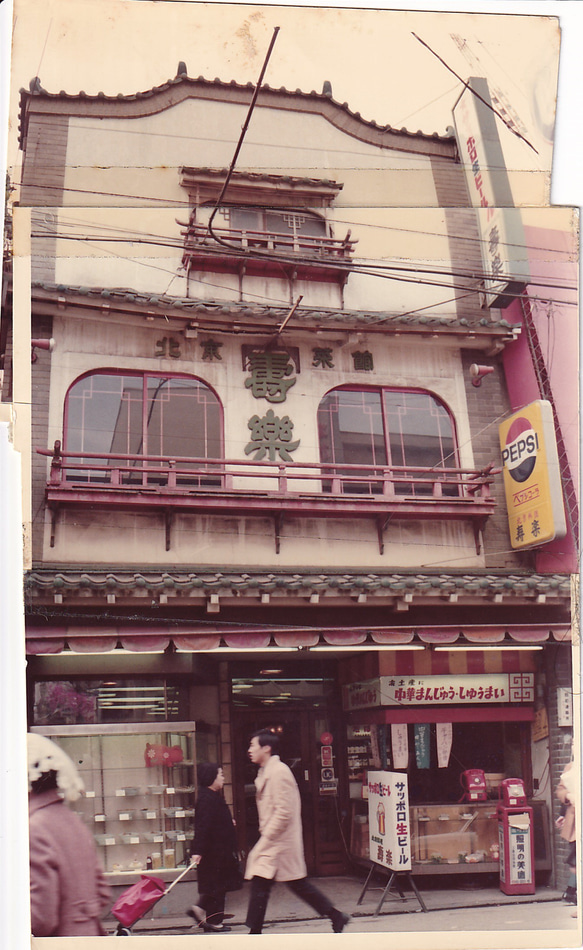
[430, 157, 470, 207]
[430, 156, 487, 322]
[30, 315, 53, 563]
[442, 208, 485, 322]
[20, 115, 69, 207]
[219, 662, 234, 810]
[462, 350, 525, 570]
[31, 210, 57, 284]
[1, 323, 13, 401]
[545, 643, 575, 889]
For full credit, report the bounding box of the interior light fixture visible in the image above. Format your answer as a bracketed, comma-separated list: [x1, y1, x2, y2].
[310, 644, 425, 652]
[434, 645, 544, 652]
[175, 646, 298, 654]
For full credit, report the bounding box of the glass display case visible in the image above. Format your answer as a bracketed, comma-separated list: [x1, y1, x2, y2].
[31, 723, 197, 876]
[411, 803, 499, 871]
[350, 798, 551, 876]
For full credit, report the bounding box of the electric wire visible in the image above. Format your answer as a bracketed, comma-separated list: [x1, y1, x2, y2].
[21, 186, 577, 261]
[30, 227, 577, 306]
[411, 32, 538, 154]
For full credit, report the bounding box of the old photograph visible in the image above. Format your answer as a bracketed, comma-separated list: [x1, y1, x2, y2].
[0, 1, 580, 948]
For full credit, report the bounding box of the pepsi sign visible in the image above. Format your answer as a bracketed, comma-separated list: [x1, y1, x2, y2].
[499, 401, 566, 549]
[501, 417, 539, 483]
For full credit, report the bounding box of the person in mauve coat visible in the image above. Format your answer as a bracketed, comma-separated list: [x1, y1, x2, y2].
[244, 730, 350, 934]
[187, 763, 240, 932]
[27, 733, 111, 937]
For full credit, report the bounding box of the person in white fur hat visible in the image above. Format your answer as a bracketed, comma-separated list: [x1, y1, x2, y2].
[27, 733, 111, 936]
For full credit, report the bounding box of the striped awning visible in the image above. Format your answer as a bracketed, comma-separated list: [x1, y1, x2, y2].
[25, 623, 572, 654]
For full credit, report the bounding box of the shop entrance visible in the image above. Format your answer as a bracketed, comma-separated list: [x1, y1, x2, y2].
[231, 706, 349, 877]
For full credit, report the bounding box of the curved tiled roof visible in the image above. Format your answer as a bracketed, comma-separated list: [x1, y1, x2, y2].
[31, 281, 520, 337]
[19, 69, 457, 158]
[26, 569, 570, 598]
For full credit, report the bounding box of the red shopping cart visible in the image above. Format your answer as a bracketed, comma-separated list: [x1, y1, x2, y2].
[111, 860, 195, 935]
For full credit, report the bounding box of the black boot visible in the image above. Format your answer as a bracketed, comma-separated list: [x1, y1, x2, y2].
[563, 886, 577, 904]
[331, 910, 351, 933]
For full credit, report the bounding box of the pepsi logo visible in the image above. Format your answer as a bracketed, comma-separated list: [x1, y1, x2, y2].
[502, 416, 539, 483]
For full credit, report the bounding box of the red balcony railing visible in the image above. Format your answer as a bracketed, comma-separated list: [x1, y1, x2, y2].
[179, 223, 356, 282]
[38, 442, 499, 554]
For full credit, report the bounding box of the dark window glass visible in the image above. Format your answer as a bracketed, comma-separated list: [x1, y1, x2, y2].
[64, 372, 222, 485]
[33, 679, 189, 724]
[318, 388, 458, 496]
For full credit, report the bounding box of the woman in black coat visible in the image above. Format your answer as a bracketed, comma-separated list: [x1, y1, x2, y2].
[187, 763, 240, 932]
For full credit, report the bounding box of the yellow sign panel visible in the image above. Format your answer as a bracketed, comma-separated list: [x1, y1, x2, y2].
[499, 400, 567, 549]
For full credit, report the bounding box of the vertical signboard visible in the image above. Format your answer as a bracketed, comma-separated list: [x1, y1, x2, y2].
[453, 77, 530, 308]
[367, 771, 411, 872]
[499, 399, 567, 548]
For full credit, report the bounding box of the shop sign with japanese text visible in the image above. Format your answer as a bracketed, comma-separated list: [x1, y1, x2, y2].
[344, 674, 534, 708]
[452, 78, 529, 308]
[342, 679, 381, 710]
[367, 770, 411, 872]
[499, 400, 567, 550]
[507, 820, 533, 885]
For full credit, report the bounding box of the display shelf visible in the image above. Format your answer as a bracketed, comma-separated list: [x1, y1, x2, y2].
[31, 722, 197, 875]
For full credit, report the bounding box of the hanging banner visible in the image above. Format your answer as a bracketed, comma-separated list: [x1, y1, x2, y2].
[378, 724, 388, 770]
[436, 722, 453, 768]
[531, 708, 549, 742]
[369, 724, 381, 769]
[414, 724, 431, 769]
[499, 400, 567, 549]
[367, 770, 411, 872]
[391, 723, 409, 769]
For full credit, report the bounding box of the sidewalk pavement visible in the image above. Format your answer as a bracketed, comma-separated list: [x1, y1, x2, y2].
[112, 872, 580, 938]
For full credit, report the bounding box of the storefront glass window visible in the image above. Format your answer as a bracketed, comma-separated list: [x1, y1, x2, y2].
[33, 679, 189, 725]
[231, 675, 335, 709]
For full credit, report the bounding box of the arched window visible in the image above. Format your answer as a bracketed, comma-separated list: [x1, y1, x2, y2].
[64, 371, 222, 484]
[317, 388, 459, 495]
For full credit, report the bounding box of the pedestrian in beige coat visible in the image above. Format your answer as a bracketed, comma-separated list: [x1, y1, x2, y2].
[244, 730, 350, 934]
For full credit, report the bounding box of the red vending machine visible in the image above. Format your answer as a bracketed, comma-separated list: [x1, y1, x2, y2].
[497, 778, 535, 895]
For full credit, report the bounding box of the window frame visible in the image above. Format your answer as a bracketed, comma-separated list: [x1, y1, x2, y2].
[317, 385, 461, 496]
[62, 369, 224, 485]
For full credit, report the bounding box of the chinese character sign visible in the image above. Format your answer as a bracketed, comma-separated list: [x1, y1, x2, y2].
[367, 771, 411, 872]
[244, 351, 296, 402]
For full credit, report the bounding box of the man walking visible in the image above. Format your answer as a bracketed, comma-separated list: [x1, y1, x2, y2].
[244, 729, 350, 934]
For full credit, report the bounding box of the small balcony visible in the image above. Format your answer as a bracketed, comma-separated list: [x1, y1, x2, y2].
[179, 222, 356, 284]
[39, 443, 499, 555]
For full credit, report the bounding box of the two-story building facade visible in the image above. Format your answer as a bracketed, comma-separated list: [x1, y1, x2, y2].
[6, 67, 575, 892]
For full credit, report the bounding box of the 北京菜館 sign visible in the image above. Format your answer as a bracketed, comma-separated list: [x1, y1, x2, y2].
[343, 673, 534, 710]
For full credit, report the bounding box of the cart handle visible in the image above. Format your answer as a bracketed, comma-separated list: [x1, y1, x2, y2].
[163, 858, 197, 896]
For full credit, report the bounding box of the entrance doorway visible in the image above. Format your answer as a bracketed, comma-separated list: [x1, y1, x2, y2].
[231, 707, 349, 876]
